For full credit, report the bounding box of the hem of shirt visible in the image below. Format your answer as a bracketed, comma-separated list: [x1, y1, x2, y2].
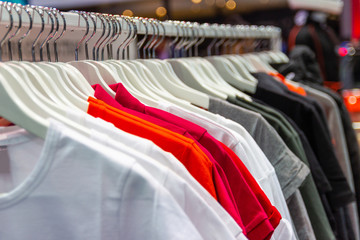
[280, 161, 310, 200]
[245, 215, 274, 240]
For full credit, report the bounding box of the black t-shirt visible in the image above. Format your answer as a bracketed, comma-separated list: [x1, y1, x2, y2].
[251, 72, 355, 209]
[302, 81, 360, 218]
[252, 97, 332, 194]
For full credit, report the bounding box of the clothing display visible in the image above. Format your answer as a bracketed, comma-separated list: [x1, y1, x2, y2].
[0, 3, 359, 240]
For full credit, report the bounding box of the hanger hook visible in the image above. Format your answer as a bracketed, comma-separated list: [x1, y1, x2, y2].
[194, 24, 205, 57]
[185, 22, 197, 57]
[153, 20, 165, 59]
[83, 12, 95, 60]
[7, 3, 21, 61]
[148, 19, 160, 58]
[30, 5, 45, 62]
[39, 7, 54, 61]
[214, 24, 226, 55]
[116, 16, 131, 60]
[0, 2, 13, 61]
[70, 10, 89, 61]
[98, 14, 112, 61]
[122, 17, 137, 60]
[179, 22, 190, 57]
[45, 8, 59, 62]
[17, 4, 32, 61]
[206, 23, 218, 56]
[223, 25, 237, 54]
[107, 15, 121, 59]
[52, 9, 65, 62]
[92, 13, 106, 60]
[174, 21, 186, 58]
[168, 20, 180, 58]
[104, 15, 117, 59]
[136, 17, 147, 58]
[142, 18, 155, 59]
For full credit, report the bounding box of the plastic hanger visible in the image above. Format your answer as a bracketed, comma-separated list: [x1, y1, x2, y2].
[167, 23, 227, 99]
[68, 12, 115, 96]
[0, 69, 48, 139]
[0, 63, 90, 137]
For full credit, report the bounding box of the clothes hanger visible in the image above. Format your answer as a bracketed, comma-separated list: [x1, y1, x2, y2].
[99, 16, 161, 106]
[0, 2, 13, 61]
[138, 20, 210, 109]
[219, 25, 258, 83]
[0, 68, 48, 139]
[44, 9, 94, 98]
[68, 12, 116, 96]
[0, 63, 91, 138]
[166, 22, 228, 99]
[36, 8, 89, 100]
[183, 24, 252, 100]
[3, 4, 63, 106]
[11, 6, 88, 111]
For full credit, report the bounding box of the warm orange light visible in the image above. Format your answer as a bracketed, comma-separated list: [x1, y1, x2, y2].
[225, 0, 236, 10]
[349, 96, 357, 105]
[122, 9, 133, 17]
[156, 6, 167, 17]
[192, 0, 202, 3]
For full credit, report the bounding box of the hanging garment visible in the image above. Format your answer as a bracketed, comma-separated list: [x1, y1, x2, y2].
[65, 109, 247, 240]
[0, 120, 204, 240]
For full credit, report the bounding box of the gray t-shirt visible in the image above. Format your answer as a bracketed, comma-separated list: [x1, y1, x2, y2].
[209, 97, 308, 199]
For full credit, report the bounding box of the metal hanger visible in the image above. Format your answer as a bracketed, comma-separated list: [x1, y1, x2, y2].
[167, 20, 180, 58]
[30, 5, 44, 62]
[17, 4, 32, 61]
[91, 13, 105, 60]
[142, 18, 156, 59]
[106, 15, 120, 59]
[39, 7, 54, 61]
[148, 19, 160, 58]
[7, 3, 21, 61]
[0, 2, 13, 61]
[98, 14, 112, 60]
[136, 17, 147, 59]
[71, 10, 89, 61]
[194, 24, 205, 57]
[52, 8, 65, 62]
[116, 16, 131, 60]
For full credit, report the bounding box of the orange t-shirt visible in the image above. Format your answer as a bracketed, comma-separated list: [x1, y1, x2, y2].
[87, 97, 217, 199]
[268, 72, 307, 96]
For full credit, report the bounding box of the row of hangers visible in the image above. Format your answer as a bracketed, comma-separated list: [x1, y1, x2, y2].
[0, 2, 289, 140]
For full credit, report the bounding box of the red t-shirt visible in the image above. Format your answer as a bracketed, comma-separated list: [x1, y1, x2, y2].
[105, 84, 274, 239]
[220, 141, 282, 234]
[91, 84, 245, 231]
[88, 97, 217, 198]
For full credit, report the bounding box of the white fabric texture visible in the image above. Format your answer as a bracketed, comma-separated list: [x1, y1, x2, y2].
[66, 109, 248, 240]
[0, 120, 203, 240]
[157, 101, 297, 240]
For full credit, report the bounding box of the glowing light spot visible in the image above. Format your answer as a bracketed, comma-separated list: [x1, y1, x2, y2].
[225, 0, 236, 10]
[348, 96, 357, 105]
[156, 7, 167, 17]
[122, 9, 133, 17]
[338, 47, 348, 57]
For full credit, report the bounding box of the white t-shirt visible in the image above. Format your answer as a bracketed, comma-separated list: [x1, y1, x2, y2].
[66, 109, 247, 240]
[156, 102, 296, 240]
[0, 120, 203, 240]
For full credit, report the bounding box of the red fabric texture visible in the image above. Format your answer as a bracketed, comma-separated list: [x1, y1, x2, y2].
[92, 84, 245, 231]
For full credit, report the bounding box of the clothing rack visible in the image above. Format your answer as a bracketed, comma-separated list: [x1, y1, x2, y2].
[0, 2, 282, 61]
